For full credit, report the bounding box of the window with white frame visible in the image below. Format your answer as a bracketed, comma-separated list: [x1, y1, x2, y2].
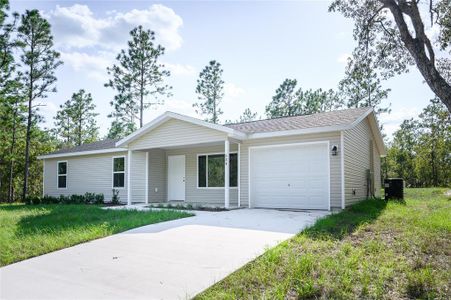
[198, 153, 237, 188]
[113, 157, 125, 188]
[57, 161, 67, 189]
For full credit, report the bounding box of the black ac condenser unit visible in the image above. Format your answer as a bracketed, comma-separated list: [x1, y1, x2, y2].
[384, 178, 404, 200]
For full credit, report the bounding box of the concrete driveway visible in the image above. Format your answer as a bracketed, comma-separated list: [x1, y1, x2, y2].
[0, 208, 329, 300]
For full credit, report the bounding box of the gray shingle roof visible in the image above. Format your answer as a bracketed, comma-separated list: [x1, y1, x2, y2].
[45, 108, 371, 156]
[225, 107, 370, 134]
[47, 139, 120, 155]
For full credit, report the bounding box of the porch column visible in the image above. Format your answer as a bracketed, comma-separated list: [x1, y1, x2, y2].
[145, 151, 149, 204]
[224, 139, 230, 208]
[127, 149, 132, 205]
[237, 143, 241, 207]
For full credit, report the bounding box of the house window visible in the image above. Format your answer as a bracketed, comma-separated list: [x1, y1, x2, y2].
[113, 157, 125, 188]
[57, 161, 67, 189]
[198, 153, 237, 188]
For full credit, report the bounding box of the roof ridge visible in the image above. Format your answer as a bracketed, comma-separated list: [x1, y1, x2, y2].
[224, 106, 370, 126]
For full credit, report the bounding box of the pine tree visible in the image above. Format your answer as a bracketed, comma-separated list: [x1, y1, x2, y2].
[0, 0, 21, 202]
[193, 60, 224, 124]
[105, 25, 172, 131]
[0, 0, 17, 84]
[53, 100, 72, 146]
[17, 9, 62, 199]
[266, 79, 343, 118]
[53, 89, 98, 147]
[239, 108, 258, 122]
[415, 98, 451, 186]
[107, 118, 136, 140]
[339, 56, 391, 115]
[386, 98, 450, 187]
[224, 108, 259, 124]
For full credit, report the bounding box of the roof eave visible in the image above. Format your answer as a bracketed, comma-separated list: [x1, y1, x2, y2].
[38, 147, 128, 160]
[366, 112, 387, 156]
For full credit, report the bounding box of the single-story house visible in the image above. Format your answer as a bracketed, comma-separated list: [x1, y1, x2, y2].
[38, 107, 385, 210]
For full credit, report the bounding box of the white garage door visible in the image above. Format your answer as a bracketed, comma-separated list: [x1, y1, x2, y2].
[249, 142, 330, 209]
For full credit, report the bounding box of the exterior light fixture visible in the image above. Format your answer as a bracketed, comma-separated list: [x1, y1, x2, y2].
[331, 145, 338, 156]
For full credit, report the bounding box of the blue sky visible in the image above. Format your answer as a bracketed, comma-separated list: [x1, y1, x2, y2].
[10, 0, 440, 138]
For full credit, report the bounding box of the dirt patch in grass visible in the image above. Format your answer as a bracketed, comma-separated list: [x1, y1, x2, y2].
[196, 188, 451, 299]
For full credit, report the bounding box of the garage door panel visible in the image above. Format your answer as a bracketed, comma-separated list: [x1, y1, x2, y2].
[250, 143, 330, 209]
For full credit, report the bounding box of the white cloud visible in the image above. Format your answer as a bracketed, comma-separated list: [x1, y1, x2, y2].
[224, 83, 246, 99]
[143, 98, 197, 124]
[379, 107, 420, 138]
[337, 53, 350, 64]
[35, 101, 59, 126]
[61, 51, 113, 82]
[61, 51, 195, 82]
[48, 4, 183, 51]
[165, 99, 194, 112]
[164, 63, 196, 76]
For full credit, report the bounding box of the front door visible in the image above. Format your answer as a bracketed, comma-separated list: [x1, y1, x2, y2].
[168, 155, 186, 201]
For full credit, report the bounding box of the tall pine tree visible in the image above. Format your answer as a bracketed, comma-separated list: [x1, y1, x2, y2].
[17, 9, 62, 198]
[105, 25, 172, 136]
[53, 89, 98, 147]
[339, 55, 391, 116]
[266, 79, 343, 118]
[193, 60, 224, 124]
[0, 0, 21, 202]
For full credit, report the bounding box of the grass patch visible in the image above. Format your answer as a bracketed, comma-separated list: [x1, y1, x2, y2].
[196, 188, 451, 299]
[0, 204, 192, 266]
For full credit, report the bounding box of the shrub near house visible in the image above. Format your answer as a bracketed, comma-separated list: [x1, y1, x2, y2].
[24, 193, 105, 205]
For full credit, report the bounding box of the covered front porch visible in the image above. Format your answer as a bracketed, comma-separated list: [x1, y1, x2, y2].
[126, 139, 241, 208]
[112, 112, 250, 209]
[115, 112, 247, 208]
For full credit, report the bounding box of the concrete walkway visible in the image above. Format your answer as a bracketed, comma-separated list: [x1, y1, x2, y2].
[0, 209, 329, 300]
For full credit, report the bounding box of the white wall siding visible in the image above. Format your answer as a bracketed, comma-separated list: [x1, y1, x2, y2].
[240, 132, 342, 208]
[166, 144, 238, 206]
[129, 119, 227, 150]
[148, 149, 166, 202]
[43, 151, 128, 203]
[344, 118, 378, 206]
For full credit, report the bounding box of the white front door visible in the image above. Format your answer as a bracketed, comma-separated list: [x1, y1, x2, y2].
[168, 155, 186, 201]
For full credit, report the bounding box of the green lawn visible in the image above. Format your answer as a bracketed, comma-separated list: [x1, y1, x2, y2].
[197, 188, 451, 299]
[0, 204, 192, 266]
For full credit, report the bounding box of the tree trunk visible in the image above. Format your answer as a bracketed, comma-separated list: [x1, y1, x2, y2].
[8, 108, 17, 202]
[140, 61, 144, 128]
[381, 0, 451, 112]
[213, 90, 217, 124]
[22, 94, 32, 200]
[140, 90, 143, 128]
[431, 142, 438, 187]
[78, 118, 82, 146]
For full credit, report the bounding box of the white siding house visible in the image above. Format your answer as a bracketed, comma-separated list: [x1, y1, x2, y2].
[39, 107, 385, 209]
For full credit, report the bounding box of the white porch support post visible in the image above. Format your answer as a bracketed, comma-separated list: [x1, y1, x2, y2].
[127, 149, 132, 205]
[145, 151, 149, 204]
[224, 138, 230, 208]
[237, 143, 241, 207]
